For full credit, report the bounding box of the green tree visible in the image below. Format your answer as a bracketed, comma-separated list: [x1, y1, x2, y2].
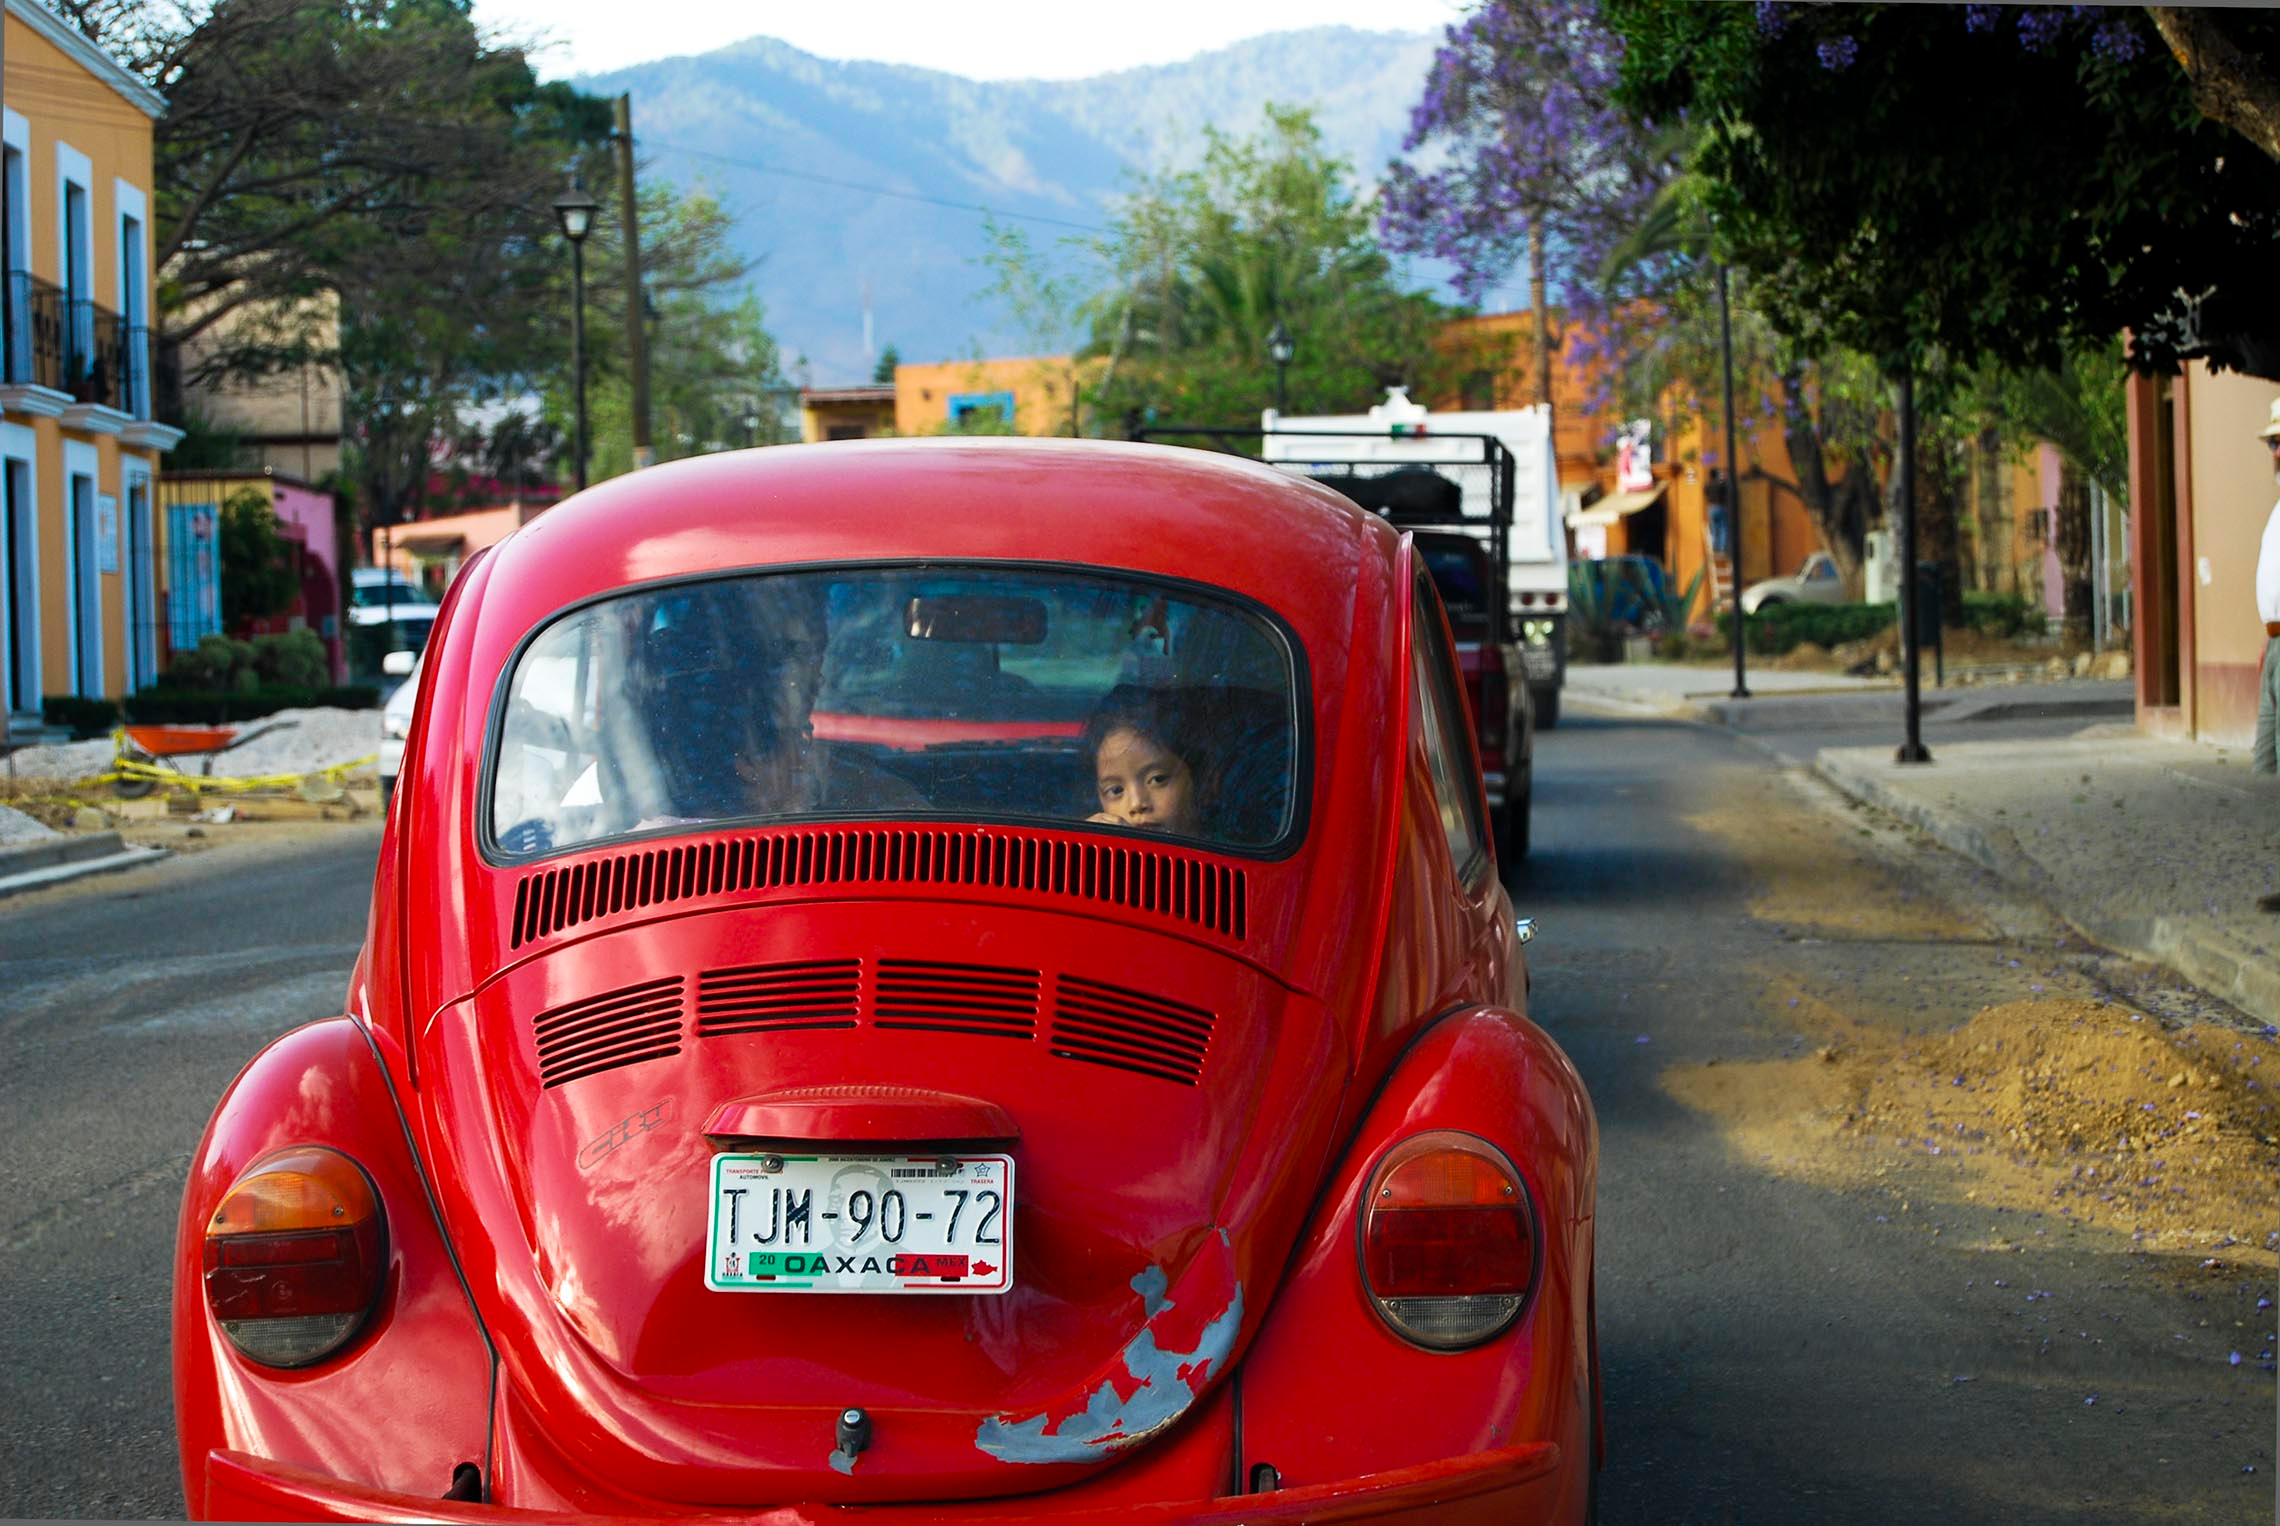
[216, 488, 299, 630]
[58, 0, 613, 405]
[1009, 107, 1485, 433]
[1607, 1, 2280, 378]
[872, 346, 901, 385]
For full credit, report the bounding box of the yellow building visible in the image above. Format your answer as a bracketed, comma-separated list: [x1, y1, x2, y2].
[1, 0, 182, 720]
[894, 355, 1086, 438]
[797, 384, 895, 442]
[177, 292, 344, 481]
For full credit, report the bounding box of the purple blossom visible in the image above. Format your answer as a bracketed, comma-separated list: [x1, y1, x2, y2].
[2016, 7, 2067, 51]
[1755, 2, 1789, 39]
[1816, 35, 1859, 72]
[1964, 5, 2003, 33]
[2090, 21, 2142, 62]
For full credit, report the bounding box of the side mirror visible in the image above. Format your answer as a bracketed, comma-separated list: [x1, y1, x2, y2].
[382, 650, 416, 677]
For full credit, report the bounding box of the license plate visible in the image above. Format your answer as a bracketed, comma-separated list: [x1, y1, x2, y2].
[1520, 645, 1559, 680]
[705, 1153, 1014, 1294]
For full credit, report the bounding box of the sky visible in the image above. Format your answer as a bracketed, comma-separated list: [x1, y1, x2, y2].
[469, 0, 1470, 82]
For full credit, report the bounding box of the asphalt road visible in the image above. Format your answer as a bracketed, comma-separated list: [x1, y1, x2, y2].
[0, 713, 2270, 1522]
[0, 824, 382, 1520]
[1528, 709, 2272, 1524]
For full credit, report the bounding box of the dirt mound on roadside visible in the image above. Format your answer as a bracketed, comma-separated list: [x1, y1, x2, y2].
[1665, 997, 2280, 1263]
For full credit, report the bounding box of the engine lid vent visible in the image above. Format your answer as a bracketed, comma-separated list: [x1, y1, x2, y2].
[874, 959, 1040, 1040]
[696, 959, 860, 1036]
[508, 826, 1248, 948]
[1049, 975, 1215, 1086]
[533, 976, 684, 1089]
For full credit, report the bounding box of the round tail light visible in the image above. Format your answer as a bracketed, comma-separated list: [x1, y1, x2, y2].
[203, 1147, 387, 1368]
[1360, 1131, 1537, 1350]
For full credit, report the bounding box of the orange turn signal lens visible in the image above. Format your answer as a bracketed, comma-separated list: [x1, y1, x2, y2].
[203, 1147, 386, 1368]
[1360, 1131, 1537, 1350]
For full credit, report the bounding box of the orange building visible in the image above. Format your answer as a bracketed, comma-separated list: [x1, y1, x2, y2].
[1434, 310, 1833, 617]
[893, 354, 1087, 438]
[2, 0, 184, 721]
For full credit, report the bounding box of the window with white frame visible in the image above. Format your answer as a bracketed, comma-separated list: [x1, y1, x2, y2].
[116, 180, 149, 418]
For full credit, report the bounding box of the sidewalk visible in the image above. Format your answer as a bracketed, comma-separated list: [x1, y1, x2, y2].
[1814, 733, 2280, 1026]
[1565, 660, 1890, 716]
[0, 805, 169, 900]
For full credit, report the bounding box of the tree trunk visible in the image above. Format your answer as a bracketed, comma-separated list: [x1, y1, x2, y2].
[1778, 363, 1870, 592]
[1917, 439, 1966, 626]
[1529, 222, 1553, 409]
[2054, 461, 2094, 640]
[1974, 427, 2014, 596]
[2148, 8, 2280, 164]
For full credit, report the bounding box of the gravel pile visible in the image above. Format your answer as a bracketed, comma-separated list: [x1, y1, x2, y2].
[0, 802, 60, 843]
[0, 707, 382, 786]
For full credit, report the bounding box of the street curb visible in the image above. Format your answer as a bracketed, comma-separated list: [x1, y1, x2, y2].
[0, 840, 171, 900]
[1810, 750, 2280, 1027]
[0, 830, 127, 876]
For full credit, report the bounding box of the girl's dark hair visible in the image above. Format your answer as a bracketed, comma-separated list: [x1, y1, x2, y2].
[1079, 683, 1219, 808]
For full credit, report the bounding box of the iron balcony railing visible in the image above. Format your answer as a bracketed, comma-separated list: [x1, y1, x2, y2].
[1, 276, 152, 417]
[64, 296, 133, 414]
[3, 271, 66, 392]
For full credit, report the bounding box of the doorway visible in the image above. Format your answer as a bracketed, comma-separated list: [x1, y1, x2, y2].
[2, 458, 32, 712]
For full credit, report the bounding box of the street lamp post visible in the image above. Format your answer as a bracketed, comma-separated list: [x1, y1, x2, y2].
[552, 175, 600, 492]
[1718, 264, 1750, 700]
[1265, 321, 1295, 417]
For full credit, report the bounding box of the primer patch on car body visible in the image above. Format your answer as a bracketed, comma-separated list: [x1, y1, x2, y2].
[976, 1255, 1243, 1464]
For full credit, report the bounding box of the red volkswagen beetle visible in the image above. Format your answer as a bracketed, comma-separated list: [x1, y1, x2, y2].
[172, 439, 1599, 1522]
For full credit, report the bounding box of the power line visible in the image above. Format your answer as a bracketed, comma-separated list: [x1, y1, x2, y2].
[645, 138, 1107, 235]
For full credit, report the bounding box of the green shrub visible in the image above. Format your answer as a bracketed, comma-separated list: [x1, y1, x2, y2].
[1718, 601, 1898, 655]
[41, 695, 122, 738]
[119, 684, 374, 723]
[251, 629, 330, 690]
[1962, 591, 2042, 639]
[163, 633, 257, 693]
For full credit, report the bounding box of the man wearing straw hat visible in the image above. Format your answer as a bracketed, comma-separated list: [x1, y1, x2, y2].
[2257, 397, 2280, 776]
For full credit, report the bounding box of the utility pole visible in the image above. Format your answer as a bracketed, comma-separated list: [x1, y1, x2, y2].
[614, 94, 654, 470]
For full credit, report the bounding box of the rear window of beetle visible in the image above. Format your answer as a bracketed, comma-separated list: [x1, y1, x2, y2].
[487, 567, 1304, 860]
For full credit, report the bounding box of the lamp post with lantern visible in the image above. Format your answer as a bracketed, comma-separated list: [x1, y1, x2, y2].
[551, 176, 601, 491]
[1265, 321, 1295, 417]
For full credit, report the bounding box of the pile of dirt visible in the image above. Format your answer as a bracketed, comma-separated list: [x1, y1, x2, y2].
[1666, 996, 2280, 1264]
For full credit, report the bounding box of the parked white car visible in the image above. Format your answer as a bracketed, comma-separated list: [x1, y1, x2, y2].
[349, 566, 427, 610]
[378, 650, 420, 807]
[1740, 551, 1847, 614]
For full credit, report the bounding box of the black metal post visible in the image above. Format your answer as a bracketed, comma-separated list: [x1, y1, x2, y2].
[1719, 264, 1749, 699]
[570, 238, 588, 493]
[1896, 360, 1931, 763]
[1274, 360, 1289, 417]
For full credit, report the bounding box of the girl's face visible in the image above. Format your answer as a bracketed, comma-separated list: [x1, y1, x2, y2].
[1093, 725, 1201, 835]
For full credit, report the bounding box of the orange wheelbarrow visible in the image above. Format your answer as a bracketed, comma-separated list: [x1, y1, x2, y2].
[109, 719, 296, 798]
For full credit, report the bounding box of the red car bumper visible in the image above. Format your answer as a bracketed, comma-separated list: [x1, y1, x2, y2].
[201, 1441, 1563, 1524]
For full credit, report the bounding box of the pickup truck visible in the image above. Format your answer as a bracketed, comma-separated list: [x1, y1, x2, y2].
[1413, 530, 1535, 861]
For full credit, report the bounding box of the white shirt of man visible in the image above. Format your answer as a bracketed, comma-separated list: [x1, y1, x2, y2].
[2261, 493, 2280, 626]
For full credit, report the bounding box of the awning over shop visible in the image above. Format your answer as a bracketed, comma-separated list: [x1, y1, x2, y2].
[389, 530, 468, 553]
[1566, 483, 1667, 530]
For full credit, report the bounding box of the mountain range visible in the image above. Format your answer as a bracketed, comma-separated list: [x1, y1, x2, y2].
[577, 27, 1449, 385]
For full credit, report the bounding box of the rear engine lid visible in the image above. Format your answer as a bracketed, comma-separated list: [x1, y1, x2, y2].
[414, 899, 1345, 1505]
